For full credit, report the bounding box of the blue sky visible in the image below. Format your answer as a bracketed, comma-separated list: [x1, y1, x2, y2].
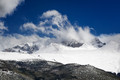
[0, 0, 120, 35]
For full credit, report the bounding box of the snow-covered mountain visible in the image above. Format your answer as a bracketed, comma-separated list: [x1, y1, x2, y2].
[3, 43, 39, 54]
[0, 37, 120, 75]
[91, 38, 106, 48]
[61, 40, 83, 47]
[2, 38, 106, 53]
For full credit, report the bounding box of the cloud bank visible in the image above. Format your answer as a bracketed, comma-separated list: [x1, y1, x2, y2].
[21, 10, 95, 44]
[0, 34, 42, 50]
[0, 0, 24, 18]
[0, 10, 120, 53]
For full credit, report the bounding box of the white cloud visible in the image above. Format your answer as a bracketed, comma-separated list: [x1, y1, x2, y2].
[0, 34, 42, 50]
[41, 10, 61, 18]
[19, 10, 120, 53]
[41, 10, 69, 28]
[0, 22, 8, 34]
[20, 22, 38, 32]
[0, 22, 8, 30]
[98, 34, 120, 52]
[21, 10, 95, 43]
[0, 0, 24, 18]
[20, 22, 45, 33]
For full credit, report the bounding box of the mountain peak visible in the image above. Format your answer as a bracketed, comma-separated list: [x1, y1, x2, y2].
[3, 43, 39, 54]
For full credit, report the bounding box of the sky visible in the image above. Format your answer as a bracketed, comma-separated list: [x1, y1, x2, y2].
[0, 0, 120, 35]
[0, 0, 120, 50]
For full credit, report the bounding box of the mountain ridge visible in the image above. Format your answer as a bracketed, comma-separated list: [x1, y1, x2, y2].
[2, 38, 106, 54]
[0, 59, 119, 80]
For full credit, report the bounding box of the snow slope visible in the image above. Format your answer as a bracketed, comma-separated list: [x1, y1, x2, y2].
[0, 43, 120, 74]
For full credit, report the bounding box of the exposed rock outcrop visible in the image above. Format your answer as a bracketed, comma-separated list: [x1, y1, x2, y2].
[0, 60, 119, 80]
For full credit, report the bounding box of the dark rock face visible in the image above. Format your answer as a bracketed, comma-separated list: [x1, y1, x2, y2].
[62, 40, 83, 48]
[117, 73, 120, 76]
[3, 43, 39, 54]
[92, 38, 106, 48]
[0, 60, 119, 80]
[61, 38, 106, 48]
[0, 70, 32, 80]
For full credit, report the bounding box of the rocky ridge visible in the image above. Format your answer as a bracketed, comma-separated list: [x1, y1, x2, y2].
[0, 59, 119, 80]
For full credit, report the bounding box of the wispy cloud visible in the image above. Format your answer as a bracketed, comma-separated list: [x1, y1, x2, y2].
[0, 0, 24, 18]
[99, 34, 120, 52]
[41, 10, 61, 18]
[0, 22, 8, 34]
[0, 0, 24, 34]
[20, 22, 38, 32]
[0, 34, 43, 50]
[21, 10, 95, 43]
